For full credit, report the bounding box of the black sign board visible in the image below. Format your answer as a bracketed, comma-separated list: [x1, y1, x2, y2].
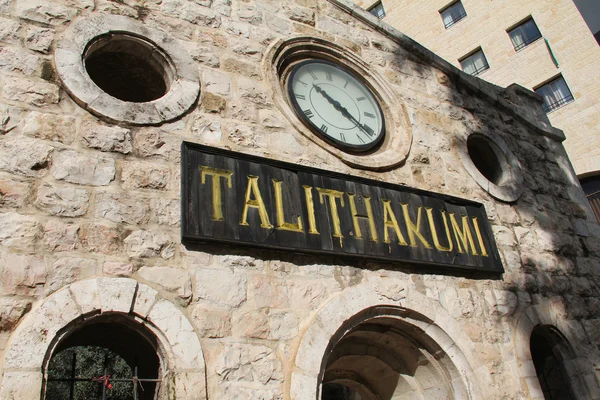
[181, 142, 503, 273]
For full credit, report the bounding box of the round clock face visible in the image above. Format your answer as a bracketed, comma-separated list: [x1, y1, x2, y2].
[288, 60, 385, 152]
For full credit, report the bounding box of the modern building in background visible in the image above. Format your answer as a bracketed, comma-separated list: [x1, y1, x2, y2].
[360, 0, 600, 221]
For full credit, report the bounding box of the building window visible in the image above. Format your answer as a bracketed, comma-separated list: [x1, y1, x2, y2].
[508, 18, 543, 51]
[534, 76, 574, 112]
[581, 175, 600, 223]
[368, 1, 386, 19]
[440, 1, 467, 29]
[459, 48, 489, 76]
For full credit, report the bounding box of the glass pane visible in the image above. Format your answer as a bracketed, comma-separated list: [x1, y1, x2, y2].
[535, 77, 573, 111]
[441, 1, 466, 27]
[522, 19, 541, 42]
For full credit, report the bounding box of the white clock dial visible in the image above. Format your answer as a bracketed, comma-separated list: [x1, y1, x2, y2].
[288, 60, 385, 152]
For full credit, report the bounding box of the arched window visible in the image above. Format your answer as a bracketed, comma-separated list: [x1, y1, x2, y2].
[530, 325, 576, 400]
[44, 314, 162, 400]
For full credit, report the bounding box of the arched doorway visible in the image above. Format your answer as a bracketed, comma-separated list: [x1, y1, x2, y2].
[530, 325, 577, 400]
[45, 313, 162, 400]
[320, 307, 469, 400]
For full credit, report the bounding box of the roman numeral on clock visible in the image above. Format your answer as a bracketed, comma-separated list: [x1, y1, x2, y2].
[356, 96, 366, 101]
[356, 134, 365, 143]
[296, 94, 306, 100]
[304, 109, 314, 118]
[321, 124, 328, 133]
[325, 72, 333, 81]
[363, 112, 375, 118]
[339, 133, 346, 141]
[308, 69, 318, 80]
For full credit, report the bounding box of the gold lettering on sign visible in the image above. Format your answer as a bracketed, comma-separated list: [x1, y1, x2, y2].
[240, 176, 273, 229]
[381, 200, 408, 245]
[449, 213, 477, 255]
[401, 204, 432, 249]
[347, 193, 378, 242]
[317, 188, 345, 243]
[272, 179, 304, 233]
[425, 208, 453, 252]
[199, 166, 233, 221]
[472, 217, 489, 257]
[302, 185, 319, 235]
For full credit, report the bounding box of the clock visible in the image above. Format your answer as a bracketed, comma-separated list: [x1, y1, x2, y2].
[287, 59, 385, 152]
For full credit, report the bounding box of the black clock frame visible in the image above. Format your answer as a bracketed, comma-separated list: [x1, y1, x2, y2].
[287, 59, 386, 153]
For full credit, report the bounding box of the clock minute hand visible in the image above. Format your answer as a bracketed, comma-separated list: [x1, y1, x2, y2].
[312, 84, 373, 137]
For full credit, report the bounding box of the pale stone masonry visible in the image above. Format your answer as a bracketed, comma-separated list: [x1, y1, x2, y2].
[0, 0, 597, 399]
[357, 0, 600, 179]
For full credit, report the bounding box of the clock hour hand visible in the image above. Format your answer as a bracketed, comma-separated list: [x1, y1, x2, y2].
[312, 84, 373, 137]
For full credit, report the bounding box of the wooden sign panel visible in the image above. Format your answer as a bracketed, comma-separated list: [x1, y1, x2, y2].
[181, 142, 504, 273]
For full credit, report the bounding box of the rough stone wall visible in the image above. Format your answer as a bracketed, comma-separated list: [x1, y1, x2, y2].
[364, 0, 600, 177]
[0, 0, 598, 399]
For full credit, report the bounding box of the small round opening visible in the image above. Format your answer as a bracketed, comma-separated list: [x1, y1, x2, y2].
[84, 33, 172, 103]
[467, 135, 506, 185]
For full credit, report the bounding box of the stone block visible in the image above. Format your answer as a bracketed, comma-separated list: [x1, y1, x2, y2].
[132, 282, 158, 318]
[81, 120, 132, 154]
[2, 76, 59, 106]
[0, 212, 40, 250]
[214, 342, 282, 384]
[0, 297, 31, 331]
[22, 111, 76, 144]
[1, 251, 46, 296]
[190, 306, 232, 338]
[25, 26, 53, 53]
[47, 257, 97, 293]
[102, 261, 133, 277]
[232, 308, 269, 339]
[124, 229, 174, 259]
[94, 192, 150, 225]
[132, 128, 178, 160]
[174, 372, 207, 400]
[42, 219, 80, 252]
[147, 299, 204, 369]
[97, 277, 137, 313]
[138, 266, 191, 300]
[150, 198, 180, 226]
[0, 178, 30, 208]
[287, 6, 315, 26]
[222, 55, 260, 78]
[202, 68, 232, 97]
[80, 222, 121, 254]
[0, 46, 40, 76]
[52, 150, 115, 186]
[121, 161, 170, 190]
[249, 275, 290, 308]
[0, 138, 53, 177]
[35, 183, 90, 217]
[194, 267, 247, 307]
[0, 372, 43, 399]
[0, 17, 21, 44]
[15, 0, 76, 25]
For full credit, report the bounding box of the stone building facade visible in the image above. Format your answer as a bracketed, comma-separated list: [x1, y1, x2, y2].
[0, 0, 598, 399]
[355, 0, 600, 188]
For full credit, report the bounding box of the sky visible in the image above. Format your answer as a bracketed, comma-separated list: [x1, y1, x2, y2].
[573, 0, 600, 34]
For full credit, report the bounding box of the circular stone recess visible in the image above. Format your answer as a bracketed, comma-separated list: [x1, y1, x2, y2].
[84, 33, 171, 103]
[55, 14, 200, 125]
[459, 133, 523, 202]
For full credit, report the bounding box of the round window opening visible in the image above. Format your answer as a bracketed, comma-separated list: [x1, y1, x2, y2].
[84, 33, 173, 103]
[467, 135, 507, 186]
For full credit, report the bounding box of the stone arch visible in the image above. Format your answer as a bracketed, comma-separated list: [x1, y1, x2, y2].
[0, 277, 206, 400]
[287, 282, 491, 400]
[514, 302, 600, 399]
